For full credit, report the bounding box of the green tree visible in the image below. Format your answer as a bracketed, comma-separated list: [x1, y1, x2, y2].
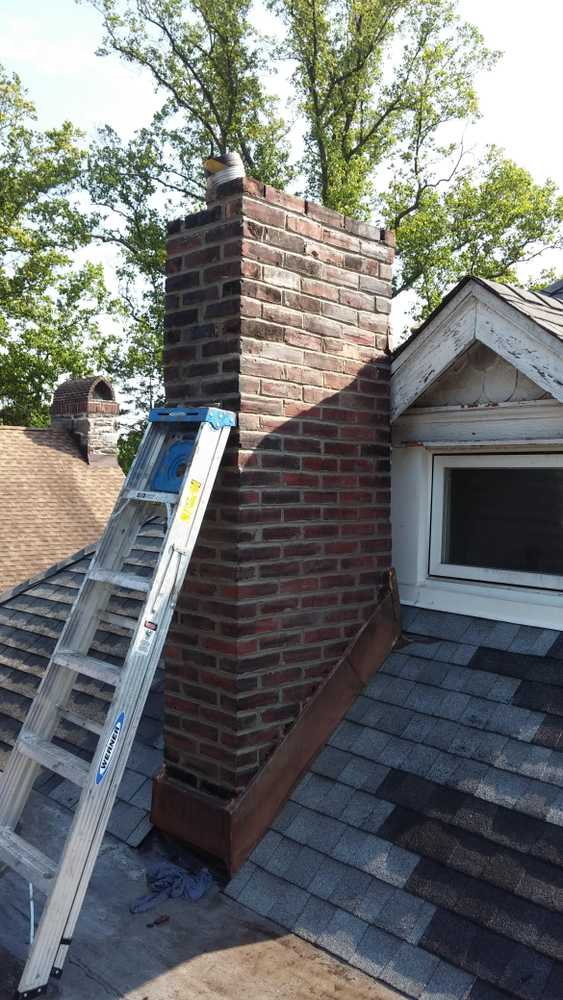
[84, 0, 563, 351]
[0, 66, 115, 425]
[82, 0, 294, 456]
[385, 147, 563, 317]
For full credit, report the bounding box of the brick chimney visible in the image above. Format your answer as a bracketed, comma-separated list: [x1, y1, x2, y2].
[51, 376, 120, 466]
[152, 171, 399, 871]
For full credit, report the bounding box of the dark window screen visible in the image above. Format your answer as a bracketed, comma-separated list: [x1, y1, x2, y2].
[443, 466, 563, 577]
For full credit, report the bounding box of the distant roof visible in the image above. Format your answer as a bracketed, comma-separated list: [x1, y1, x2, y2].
[0, 522, 165, 846]
[229, 608, 563, 998]
[395, 276, 563, 358]
[0, 426, 123, 592]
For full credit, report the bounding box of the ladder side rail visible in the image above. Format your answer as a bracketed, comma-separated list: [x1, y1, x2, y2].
[0, 501, 154, 831]
[0, 418, 164, 832]
[16, 422, 232, 995]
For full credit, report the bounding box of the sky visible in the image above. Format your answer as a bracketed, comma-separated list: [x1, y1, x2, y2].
[1, 0, 563, 337]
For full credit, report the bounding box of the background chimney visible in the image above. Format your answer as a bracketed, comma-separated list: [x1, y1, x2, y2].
[51, 376, 120, 466]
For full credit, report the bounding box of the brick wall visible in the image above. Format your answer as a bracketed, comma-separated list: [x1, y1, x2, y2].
[161, 177, 394, 807]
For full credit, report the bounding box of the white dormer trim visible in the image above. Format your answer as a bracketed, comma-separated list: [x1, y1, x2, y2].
[390, 280, 563, 421]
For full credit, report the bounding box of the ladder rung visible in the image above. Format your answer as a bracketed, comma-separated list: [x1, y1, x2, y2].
[18, 733, 89, 787]
[126, 488, 179, 504]
[89, 568, 151, 593]
[0, 826, 57, 895]
[53, 650, 121, 687]
[100, 610, 138, 633]
[58, 708, 103, 738]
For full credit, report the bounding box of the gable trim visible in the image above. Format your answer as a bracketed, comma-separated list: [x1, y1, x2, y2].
[391, 279, 563, 421]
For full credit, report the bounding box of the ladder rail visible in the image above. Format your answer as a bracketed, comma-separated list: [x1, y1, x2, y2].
[0, 417, 160, 834]
[4, 414, 234, 997]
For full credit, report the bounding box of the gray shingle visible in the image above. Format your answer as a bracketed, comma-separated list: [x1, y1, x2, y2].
[376, 844, 420, 887]
[117, 768, 147, 802]
[330, 719, 361, 751]
[330, 866, 373, 912]
[339, 789, 384, 827]
[232, 607, 563, 997]
[519, 779, 562, 821]
[485, 703, 542, 742]
[419, 959, 475, 999]
[126, 743, 162, 777]
[381, 940, 440, 998]
[380, 888, 436, 945]
[318, 909, 368, 961]
[410, 610, 475, 643]
[308, 857, 350, 900]
[494, 741, 552, 782]
[406, 744, 442, 779]
[285, 845, 325, 890]
[458, 670, 498, 699]
[449, 759, 490, 795]
[357, 879, 396, 925]
[509, 627, 559, 657]
[361, 798, 397, 834]
[400, 656, 428, 681]
[106, 799, 147, 842]
[225, 861, 257, 900]
[427, 752, 461, 786]
[406, 684, 447, 716]
[352, 727, 392, 762]
[263, 836, 303, 879]
[546, 789, 563, 826]
[49, 779, 81, 810]
[129, 778, 153, 811]
[381, 651, 409, 675]
[441, 691, 473, 721]
[292, 772, 354, 816]
[402, 641, 440, 662]
[312, 745, 351, 779]
[340, 758, 389, 792]
[237, 868, 278, 917]
[272, 880, 310, 928]
[293, 896, 337, 944]
[434, 642, 477, 666]
[488, 675, 522, 703]
[377, 735, 413, 769]
[332, 828, 374, 868]
[477, 768, 531, 809]
[285, 808, 346, 851]
[402, 715, 436, 744]
[271, 800, 303, 833]
[250, 829, 283, 867]
[354, 924, 401, 979]
[460, 698, 498, 730]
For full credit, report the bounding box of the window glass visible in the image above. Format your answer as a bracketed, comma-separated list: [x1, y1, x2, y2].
[443, 467, 563, 576]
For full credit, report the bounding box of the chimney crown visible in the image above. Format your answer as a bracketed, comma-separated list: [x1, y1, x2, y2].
[51, 376, 119, 466]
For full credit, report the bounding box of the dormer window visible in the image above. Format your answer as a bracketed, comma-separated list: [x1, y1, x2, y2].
[429, 453, 563, 591]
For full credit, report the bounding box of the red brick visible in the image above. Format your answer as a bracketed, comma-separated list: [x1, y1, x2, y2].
[162, 177, 393, 802]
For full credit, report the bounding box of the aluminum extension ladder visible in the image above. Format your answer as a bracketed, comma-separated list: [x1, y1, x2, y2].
[0, 405, 235, 998]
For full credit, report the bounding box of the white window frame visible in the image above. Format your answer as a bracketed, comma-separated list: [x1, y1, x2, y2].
[429, 452, 563, 592]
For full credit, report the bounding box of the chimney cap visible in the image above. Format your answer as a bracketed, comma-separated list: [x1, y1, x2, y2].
[204, 151, 245, 202]
[51, 376, 118, 417]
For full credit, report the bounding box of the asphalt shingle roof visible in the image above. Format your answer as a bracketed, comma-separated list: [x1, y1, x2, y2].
[0, 426, 124, 593]
[0, 522, 165, 846]
[227, 607, 563, 1000]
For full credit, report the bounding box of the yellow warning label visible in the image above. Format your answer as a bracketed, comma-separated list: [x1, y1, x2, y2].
[179, 479, 202, 523]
